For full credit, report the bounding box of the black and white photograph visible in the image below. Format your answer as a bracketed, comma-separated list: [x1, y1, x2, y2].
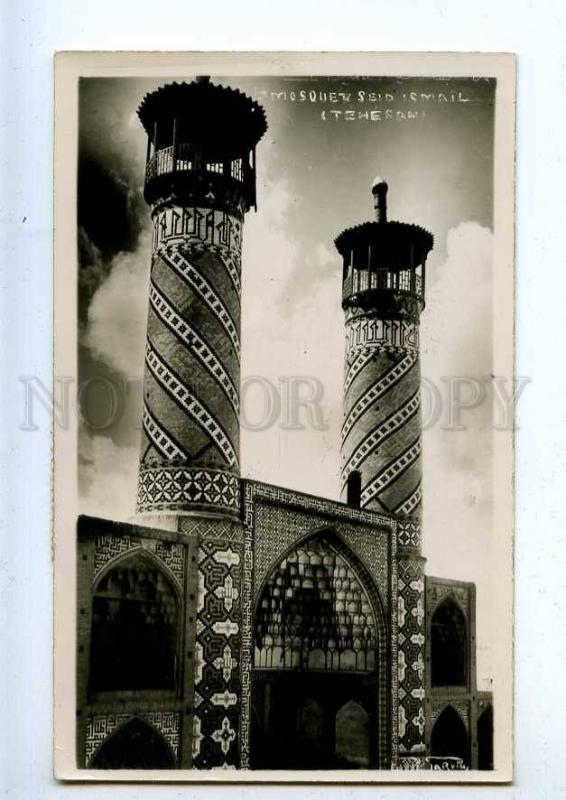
[53, 52, 515, 781]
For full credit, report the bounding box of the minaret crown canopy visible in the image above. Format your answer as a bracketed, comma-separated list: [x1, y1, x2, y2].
[138, 79, 267, 155]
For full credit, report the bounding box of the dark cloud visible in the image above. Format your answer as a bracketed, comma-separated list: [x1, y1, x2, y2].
[77, 147, 149, 324]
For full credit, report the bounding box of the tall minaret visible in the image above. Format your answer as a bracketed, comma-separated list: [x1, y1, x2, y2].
[336, 177, 433, 519]
[135, 79, 266, 518]
[336, 179, 433, 766]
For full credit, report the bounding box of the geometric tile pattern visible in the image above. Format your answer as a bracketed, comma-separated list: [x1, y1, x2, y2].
[239, 481, 395, 769]
[428, 581, 470, 617]
[341, 387, 420, 487]
[144, 343, 238, 468]
[142, 404, 187, 461]
[137, 204, 242, 517]
[137, 466, 241, 515]
[394, 482, 423, 518]
[254, 536, 378, 672]
[85, 711, 181, 766]
[149, 281, 239, 416]
[344, 315, 420, 357]
[152, 205, 242, 297]
[92, 533, 185, 587]
[397, 518, 422, 550]
[397, 557, 426, 754]
[361, 437, 422, 511]
[252, 498, 390, 613]
[431, 699, 469, 730]
[193, 539, 243, 768]
[341, 353, 417, 443]
[341, 300, 423, 518]
[162, 248, 240, 356]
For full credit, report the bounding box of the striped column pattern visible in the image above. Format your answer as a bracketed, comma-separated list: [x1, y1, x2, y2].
[340, 306, 423, 518]
[137, 204, 243, 517]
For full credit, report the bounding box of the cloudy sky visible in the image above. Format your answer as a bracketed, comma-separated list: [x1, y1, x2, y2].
[78, 75, 496, 684]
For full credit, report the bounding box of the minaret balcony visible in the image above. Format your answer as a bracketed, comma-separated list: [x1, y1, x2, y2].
[145, 145, 247, 184]
[342, 268, 424, 305]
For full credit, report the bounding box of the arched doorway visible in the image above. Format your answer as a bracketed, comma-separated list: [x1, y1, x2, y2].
[89, 551, 180, 693]
[431, 597, 467, 687]
[250, 533, 385, 769]
[477, 705, 494, 770]
[430, 705, 469, 766]
[90, 717, 176, 769]
[335, 700, 370, 768]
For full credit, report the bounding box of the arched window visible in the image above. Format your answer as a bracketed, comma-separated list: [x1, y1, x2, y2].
[346, 471, 362, 508]
[430, 705, 469, 766]
[89, 552, 179, 693]
[477, 705, 494, 770]
[335, 700, 370, 768]
[431, 598, 467, 687]
[90, 717, 175, 769]
[254, 536, 377, 672]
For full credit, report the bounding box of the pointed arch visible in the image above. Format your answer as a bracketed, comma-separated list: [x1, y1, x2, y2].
[253, 528, 387, 672]
[89, 716, 176, 769]
[430, 705, 469, 766]
[89, 549, 181, 693]
[335, 700, 370, 767]
[94, 544, 183, 600]
[430, 595, 468, 687]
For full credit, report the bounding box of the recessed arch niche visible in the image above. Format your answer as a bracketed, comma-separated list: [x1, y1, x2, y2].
[89, 550, 180, 693]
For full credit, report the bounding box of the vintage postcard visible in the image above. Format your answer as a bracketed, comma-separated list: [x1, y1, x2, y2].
[53, 51, 515, 781]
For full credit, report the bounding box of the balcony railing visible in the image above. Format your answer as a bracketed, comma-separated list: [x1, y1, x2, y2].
[145, 145, 246, 184]
[342, 267, 424, 302]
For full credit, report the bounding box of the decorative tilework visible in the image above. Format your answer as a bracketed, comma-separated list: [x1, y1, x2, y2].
[255, 536, 378, 671]
[212, 717, 237, 755]
[138, 202, 243, 518]
[394, 484, 423, 519]
[193, 538, 243, 768]
[344, 315, 420, 358]
[179, 517, 243, 543]
[143, 404, 188, 461]
[342, 353, 417, 442]
[161, 248, 240, 356]
[431, 700, 470, 729]
[152, 206, 242, 268]
[85, 712, 181, 766]
[137, 466, 240, 515]
[361, 437, 421, 508]
[149, 281, 239, 415]
[239, 482, 255, 769]
[397, 518, 422, 550]
[238, 481, 395, 769]
[343, 348, 374, 396]
[397, 557, 426, 755]
[428, 581, 470, 616]
[93, 534, 185, 587]
[93, 535, 133, 577]
[252, 502, 390, 614]
[145, 343, 238, 469]
[342, 389, 420, 486]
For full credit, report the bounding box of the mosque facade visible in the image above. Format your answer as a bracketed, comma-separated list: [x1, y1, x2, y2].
[76, 78, 493, 772]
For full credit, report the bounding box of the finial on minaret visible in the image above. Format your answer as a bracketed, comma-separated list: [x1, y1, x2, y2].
[371, 176, 388, 223]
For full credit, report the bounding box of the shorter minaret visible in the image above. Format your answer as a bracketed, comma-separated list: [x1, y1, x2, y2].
[336, 177, 433, 520]
[336, 178, 434, 764]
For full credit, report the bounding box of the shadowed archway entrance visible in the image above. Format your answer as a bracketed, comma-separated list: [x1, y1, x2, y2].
[89, 550, 180, 693]
[430, 705, 469, 766]
[90, 717, 176, 769]
[250, 532, 386, 769]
